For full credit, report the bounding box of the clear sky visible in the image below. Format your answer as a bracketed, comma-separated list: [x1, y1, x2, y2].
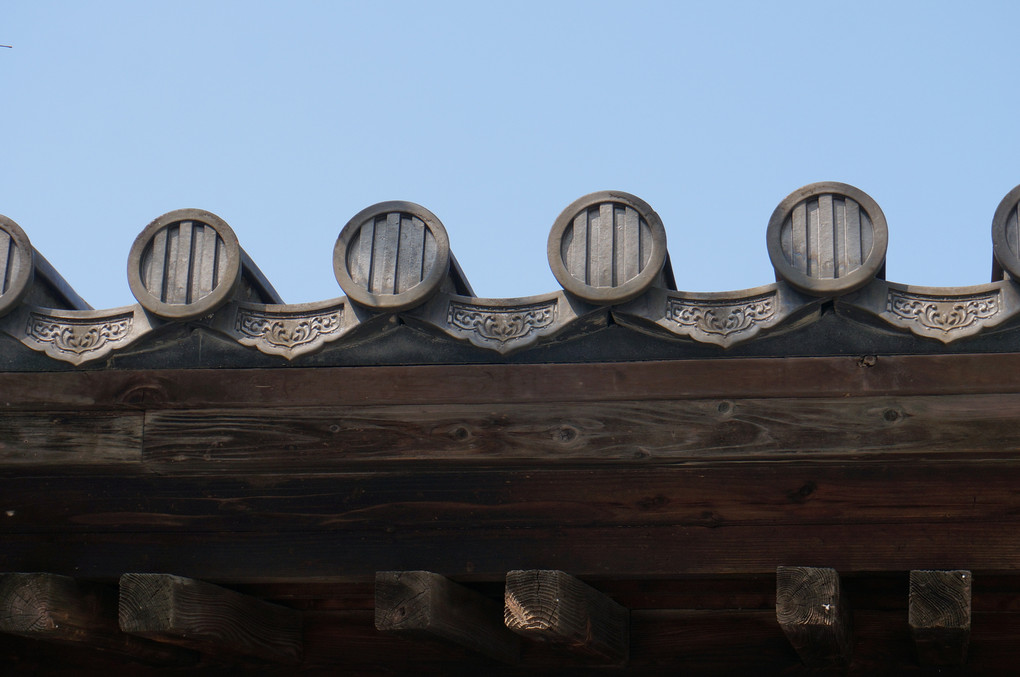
[3, 1, 1019, 309]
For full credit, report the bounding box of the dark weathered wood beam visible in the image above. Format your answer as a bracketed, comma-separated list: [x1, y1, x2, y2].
[14, 392, 1020, 472]
[776, 566, 852, 668]
[136, 392, 1020, 471]
[0, 521, 1016, 582]
[4, 461, 1020, 534]
[5, 353, 1020, 413]
[375, 571, 519, 664]
[909, 569, 971, 667]
[118, 573, 302, 664]
[0, 573, 196, 666]
[504, 569, 629, 664]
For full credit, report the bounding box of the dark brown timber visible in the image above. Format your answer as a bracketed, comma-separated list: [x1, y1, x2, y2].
[136, 393, 1020, 471]
[118, 573, 302, 664]
[776, 566, 852, 668]
[375, 571, 519, 664]
[0, 573, 196, 666]
[909, 569, 971, 667]
[504, 570, 629, 664]
[7, 353, 1020, 412]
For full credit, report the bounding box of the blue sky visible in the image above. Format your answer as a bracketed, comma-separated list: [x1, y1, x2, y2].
[3, 1, 1019, 308]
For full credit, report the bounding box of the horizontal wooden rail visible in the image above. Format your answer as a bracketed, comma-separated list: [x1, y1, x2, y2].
[3, 353, 1020, 411]
[6, 391, 1020, 471]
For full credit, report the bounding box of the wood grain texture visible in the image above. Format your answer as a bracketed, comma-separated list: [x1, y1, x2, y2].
[0, 573, 195, 666]
[505, 570, 628, 664]
[0, 412, 142, 465]
[118, 573, 302, 664]
[9, 354, 1020, 411]
[776, 566, 852, 668]
[909, 569, 971, 667]
[139, 392, 1020, 470]
[12, 461, 1020, 541]
[375, 571, 519, 663]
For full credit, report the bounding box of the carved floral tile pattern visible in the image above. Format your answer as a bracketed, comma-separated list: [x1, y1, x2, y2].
[666, 294, 776, 337]
[26, 312, 133, 356]
[234, 305, 344, 357]
[447, 299, 557, 344]
[886, 289, 1000, 334]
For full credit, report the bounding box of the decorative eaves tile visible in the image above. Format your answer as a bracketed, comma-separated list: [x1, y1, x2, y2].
[212, 298, 355, 360]
[839, 280, 1020, 343]
[613, 283, 821, 347]
[405, 291, 594, 354]
[1, 304, 155, 365]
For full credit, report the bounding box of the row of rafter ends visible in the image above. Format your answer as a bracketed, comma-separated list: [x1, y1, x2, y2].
[4, 182, 1020, 364]
[0, 569, 971, 669]
[381, 568, 971, 669]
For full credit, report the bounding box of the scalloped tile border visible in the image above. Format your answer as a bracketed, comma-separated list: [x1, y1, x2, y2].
[407, 291, 595, 354]
[839, 280, 1020, 342]
[1, 304, 155, 365]
[213, 298, 353, 360]
[613, 283, 819, 347]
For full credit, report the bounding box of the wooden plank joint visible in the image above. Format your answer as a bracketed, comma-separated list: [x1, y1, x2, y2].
[118, 573, 302, 664]
[504, 569, 629, 664]
[776, 566, 852, 668]
[375, 571, 519, 664]
[909, 569, 971, 667]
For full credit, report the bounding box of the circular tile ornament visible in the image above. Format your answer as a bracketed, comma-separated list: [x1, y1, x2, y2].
[548, 191, 667, 304]
[128, 209, 241, 320]
[334, 201, 451, 311]
[767, 182, 888, 296]
[991, 184, 1020, 280]
[0, 215, 35, 318]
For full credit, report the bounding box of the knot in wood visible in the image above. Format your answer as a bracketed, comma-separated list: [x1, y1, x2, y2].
[857, 355, 878, 368]
[116, 383, 169, 407]
[555, 425, 579, 443]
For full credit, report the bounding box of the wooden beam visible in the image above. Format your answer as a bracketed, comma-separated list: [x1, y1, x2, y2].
[0, 412, 142, 466]
[5, 460, 1020, 534]
[7, 353, 1020, 413]
[375, 571, 519, 664]
[138, 392, 1020, 471]
[118, 573, 302, 664]
[0, 573, 195, 666]
[11, 391, 1020, 471]
[2, 522, 1019, 581]
[776, 566, 852, 668]
[504, 569, 629, 664]
[909, 569, 971, 666]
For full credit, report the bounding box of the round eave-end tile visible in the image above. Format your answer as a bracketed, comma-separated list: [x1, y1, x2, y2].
[127, 209, 242, 320]
[767, 182, 888, 297]
[0, 215, 35, 318]
[333, 201, 451, 311]
[548, 191, 667, 304]
[991, 184, 1020, 280]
